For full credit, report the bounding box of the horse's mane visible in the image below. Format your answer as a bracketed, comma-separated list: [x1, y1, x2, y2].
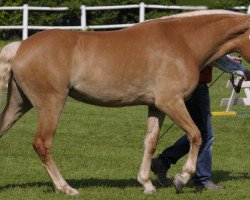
[144, 10, 246, 23]
[161, 9, 245, 19]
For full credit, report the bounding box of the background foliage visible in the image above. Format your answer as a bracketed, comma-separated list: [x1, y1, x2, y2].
[0, 0, 249, 39]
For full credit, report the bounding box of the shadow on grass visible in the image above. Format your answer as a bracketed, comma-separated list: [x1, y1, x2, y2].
[69, 178, 140, 189]
[0, 170, 249, 192]
[212, 170, 250, 183]
[0, 178, 140, 192]
[154, 170, 250, 189]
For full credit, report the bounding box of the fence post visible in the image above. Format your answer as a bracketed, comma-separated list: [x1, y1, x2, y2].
[248, 5, 250, 14]
[139, 2, 145, 22]
[22, 4, 28, 40]
[80, 5, 87, 30]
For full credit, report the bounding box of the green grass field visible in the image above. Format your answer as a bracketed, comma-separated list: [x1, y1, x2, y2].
[0, 41, 249, 200]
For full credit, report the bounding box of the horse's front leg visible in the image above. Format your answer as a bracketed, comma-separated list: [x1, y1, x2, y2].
[155, 96, 202, 193]
[138, 106, 165, 194]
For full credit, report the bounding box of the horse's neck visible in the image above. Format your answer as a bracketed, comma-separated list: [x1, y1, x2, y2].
[162, 14, 248, 69]
[204, 16, 249, 65]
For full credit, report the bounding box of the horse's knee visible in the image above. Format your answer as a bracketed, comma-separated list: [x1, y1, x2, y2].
[144, 120, 161, 153]
[144, 135, 158, 154]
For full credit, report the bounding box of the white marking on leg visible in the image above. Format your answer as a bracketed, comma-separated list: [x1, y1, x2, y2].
[138, 114, 163, 194]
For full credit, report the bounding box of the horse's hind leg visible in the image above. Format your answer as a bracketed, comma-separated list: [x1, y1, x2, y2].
[0, 76, 32, 136]
[32, 95, 79, 196]
[138, 106, 165, 194]
[156, 97, 202, 193]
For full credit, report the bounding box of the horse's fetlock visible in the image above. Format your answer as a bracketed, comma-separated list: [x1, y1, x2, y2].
[138, 174, 149, 185]
[183, 161, 196, 175]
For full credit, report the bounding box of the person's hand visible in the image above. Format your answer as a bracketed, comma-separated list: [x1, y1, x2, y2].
[229, 55, 242, 64]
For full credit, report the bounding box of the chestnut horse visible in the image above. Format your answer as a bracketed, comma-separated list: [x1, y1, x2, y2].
[0, 10, 250, 196]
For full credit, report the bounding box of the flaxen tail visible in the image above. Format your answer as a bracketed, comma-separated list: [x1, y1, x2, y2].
[0, 41, 32, 136]
[0, 41, 22, 102]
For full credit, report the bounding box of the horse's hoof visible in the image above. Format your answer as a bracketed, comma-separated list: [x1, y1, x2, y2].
[143, 186, 157, 195]
[66, 188, 80, 196]
[55, 185, 80, 196]
[173, 174, 185, 194]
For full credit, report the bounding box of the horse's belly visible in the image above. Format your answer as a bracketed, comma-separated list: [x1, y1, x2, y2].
[69, 83, 154, 107]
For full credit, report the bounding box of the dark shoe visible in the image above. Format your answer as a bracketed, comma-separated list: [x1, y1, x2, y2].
[151, 157, 169, 187]
[196, 180, 225, 190]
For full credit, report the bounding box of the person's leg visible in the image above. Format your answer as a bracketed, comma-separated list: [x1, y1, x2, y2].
[189, 84, 213, 185]
[160, 134, 190, 166]
[191, 84, 224, 189]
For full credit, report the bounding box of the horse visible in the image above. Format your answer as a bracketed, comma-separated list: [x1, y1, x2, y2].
[0, 10, 250, 196]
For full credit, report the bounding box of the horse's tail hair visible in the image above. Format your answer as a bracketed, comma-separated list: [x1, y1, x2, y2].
[0, 41, 22, 99]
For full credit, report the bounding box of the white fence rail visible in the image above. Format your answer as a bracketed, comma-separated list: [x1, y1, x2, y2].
[221, 78, 250, 111]
[0, 3, 250, 40]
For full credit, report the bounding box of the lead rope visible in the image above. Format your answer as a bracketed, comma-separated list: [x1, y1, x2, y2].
[157, 71, 225, 144]
[230, 74, 244, 93]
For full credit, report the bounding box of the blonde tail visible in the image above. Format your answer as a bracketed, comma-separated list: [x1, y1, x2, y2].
[0, 41, 22, 104]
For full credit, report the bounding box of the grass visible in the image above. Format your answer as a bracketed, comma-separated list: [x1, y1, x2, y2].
[0, 41, 249, 200]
